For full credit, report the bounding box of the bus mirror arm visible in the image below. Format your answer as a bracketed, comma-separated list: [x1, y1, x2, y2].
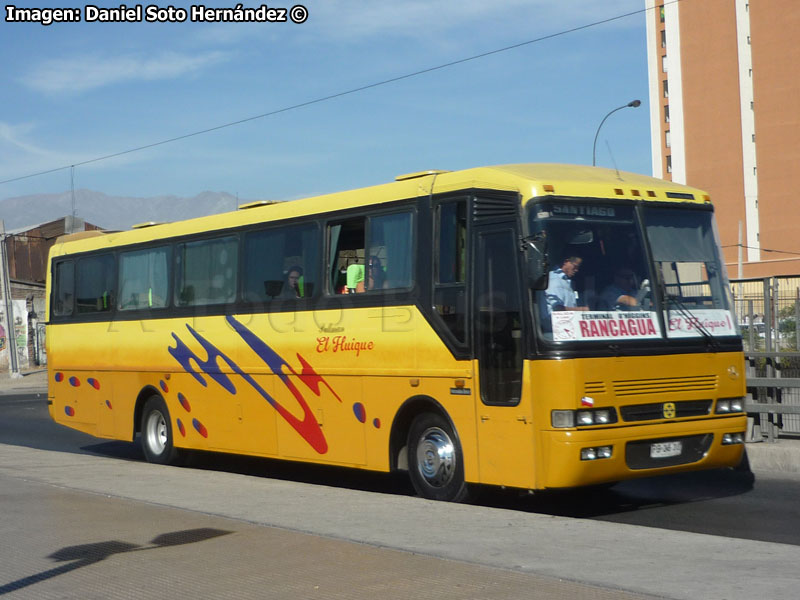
[520, 232, 549, 290]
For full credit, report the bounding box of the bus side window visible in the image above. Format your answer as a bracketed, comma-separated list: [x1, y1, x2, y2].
[329, 219, 365, 294]
[175, 236, 238, 307]
[76, 254, 115, 314]
[434, 200, 467, 343]
[328, 212, 414, 294]
[118, 246, 170, 311]
[52, 260, 75, 317]
[368, 211, 413, 290]
[243, 223, 319, 302]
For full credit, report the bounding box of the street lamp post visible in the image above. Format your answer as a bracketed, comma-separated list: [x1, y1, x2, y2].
[592, 99, 641, 167]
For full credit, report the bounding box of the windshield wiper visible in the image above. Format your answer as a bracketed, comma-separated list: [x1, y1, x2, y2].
[664, 293, 719, 350]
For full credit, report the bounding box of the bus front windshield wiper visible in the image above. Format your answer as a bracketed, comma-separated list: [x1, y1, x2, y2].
[664, 293, 719, 350]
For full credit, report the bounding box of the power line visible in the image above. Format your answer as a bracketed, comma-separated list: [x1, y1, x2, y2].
[0, 1, 667, 187]
[722, 244, 800, 257]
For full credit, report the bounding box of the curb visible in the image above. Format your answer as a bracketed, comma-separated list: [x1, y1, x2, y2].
[3, 380, 798, 475]
[0, 387, 47, 397]
[744, 441, 800, 474]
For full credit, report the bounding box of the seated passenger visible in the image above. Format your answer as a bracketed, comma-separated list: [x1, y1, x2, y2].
[545, 255, 589, 314]
[367, 256, 385, 290]
[279, 266, 303, 299]
[346, 262, 365, 294]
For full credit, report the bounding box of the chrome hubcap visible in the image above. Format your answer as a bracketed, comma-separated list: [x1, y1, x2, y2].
[145, 410, 168, 455]
[416, 427, 456, 488]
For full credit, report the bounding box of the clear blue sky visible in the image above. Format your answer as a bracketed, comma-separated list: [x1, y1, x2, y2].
[0, 0, 652, 203]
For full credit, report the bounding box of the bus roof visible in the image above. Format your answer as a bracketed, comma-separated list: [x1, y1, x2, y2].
[51, 163, 710, 256]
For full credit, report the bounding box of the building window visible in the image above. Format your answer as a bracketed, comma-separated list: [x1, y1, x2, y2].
[665, 130, 671, 148]
[661, 30, 666, 48]
[666, 155, 672, 173]
[664, 105, 670, 123]
[660, 6, 665, 22]
[662, 79, 669, 98]
[662, 55, 668, 73]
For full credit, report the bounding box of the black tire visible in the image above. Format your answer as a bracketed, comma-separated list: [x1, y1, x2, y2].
[140, 395, 182, 466]
[407, 412, 469, 502]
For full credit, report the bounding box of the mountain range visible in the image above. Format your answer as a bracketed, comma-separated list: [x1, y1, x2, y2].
[0, 189, 263, 232]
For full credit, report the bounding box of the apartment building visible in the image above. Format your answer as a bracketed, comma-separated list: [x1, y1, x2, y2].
[645, 0, 800, 278]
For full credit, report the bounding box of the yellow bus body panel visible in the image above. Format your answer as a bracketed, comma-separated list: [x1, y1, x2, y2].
[528, 351, 746, 489]
[48, 307, 481, 478]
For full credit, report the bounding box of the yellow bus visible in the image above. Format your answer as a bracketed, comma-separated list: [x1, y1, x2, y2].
[46, 163, 747, 501]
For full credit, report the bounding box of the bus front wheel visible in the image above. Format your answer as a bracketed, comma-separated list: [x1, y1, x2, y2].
[407, 413, 469, 502]
[141, 395, 181, 466]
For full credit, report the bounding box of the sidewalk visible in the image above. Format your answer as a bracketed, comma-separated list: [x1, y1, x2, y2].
[0, 368, 47, 395]
[2, 367, 798, 474]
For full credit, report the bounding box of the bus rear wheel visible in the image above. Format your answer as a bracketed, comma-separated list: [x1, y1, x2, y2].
[407, 412, 469, 502]
[141, 395, 182, 466]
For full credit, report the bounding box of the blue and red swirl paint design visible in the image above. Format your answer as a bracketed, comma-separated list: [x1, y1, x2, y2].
[169, 315, 376, 454]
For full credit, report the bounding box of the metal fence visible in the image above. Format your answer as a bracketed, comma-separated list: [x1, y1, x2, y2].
[733, 277, 800, 439]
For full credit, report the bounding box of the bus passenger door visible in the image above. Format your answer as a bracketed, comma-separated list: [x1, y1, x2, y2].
[473, 225, 535, 488]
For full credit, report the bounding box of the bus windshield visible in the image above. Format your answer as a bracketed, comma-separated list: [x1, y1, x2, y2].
[643, 206, 737, 339]
[528, 201, 737, 343]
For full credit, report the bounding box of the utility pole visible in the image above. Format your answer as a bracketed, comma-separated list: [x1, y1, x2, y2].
[0, 220, 20, 377]
[738, 221, 743, 280]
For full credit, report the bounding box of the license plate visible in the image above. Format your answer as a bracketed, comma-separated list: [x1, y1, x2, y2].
[650, 441, 682, 458]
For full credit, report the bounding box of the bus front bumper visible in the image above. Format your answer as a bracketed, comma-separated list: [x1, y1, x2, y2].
[539, 415, 747, 489]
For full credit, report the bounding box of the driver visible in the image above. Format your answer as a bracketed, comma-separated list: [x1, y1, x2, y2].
[600, 267, 639, 309]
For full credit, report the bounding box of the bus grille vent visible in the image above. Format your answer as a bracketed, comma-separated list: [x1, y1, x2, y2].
[584, 381, 607, 395]
[620, 400, 713, 422]
[473, 196, 519, 220]
[612, 375, 718, 397]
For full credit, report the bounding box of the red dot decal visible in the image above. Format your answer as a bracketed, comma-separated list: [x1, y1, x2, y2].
[177, 419, 186, 437]
[65, 406, 75, 417]
[105, 400, 113, 410]
[55, 372, 64, 382]
[192, 419, 208, 438]
[159, 380, 169, 393]
[178, 393, 191, 412]
[373, 418, 381, 429]
[69, 377, 80, 387]
[87, 378, 101, 390]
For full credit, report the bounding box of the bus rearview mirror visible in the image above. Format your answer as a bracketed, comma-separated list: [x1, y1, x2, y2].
[521, 233, 548, 290]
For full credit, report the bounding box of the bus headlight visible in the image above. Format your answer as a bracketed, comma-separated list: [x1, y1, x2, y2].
[581, 446, 613, 460]
[552, 408, 618, 428]
[722, 432, 745, 445]
[594, 409, 612, 424]
[552, 410, 575, 428]
[716, 398, 745, 414]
